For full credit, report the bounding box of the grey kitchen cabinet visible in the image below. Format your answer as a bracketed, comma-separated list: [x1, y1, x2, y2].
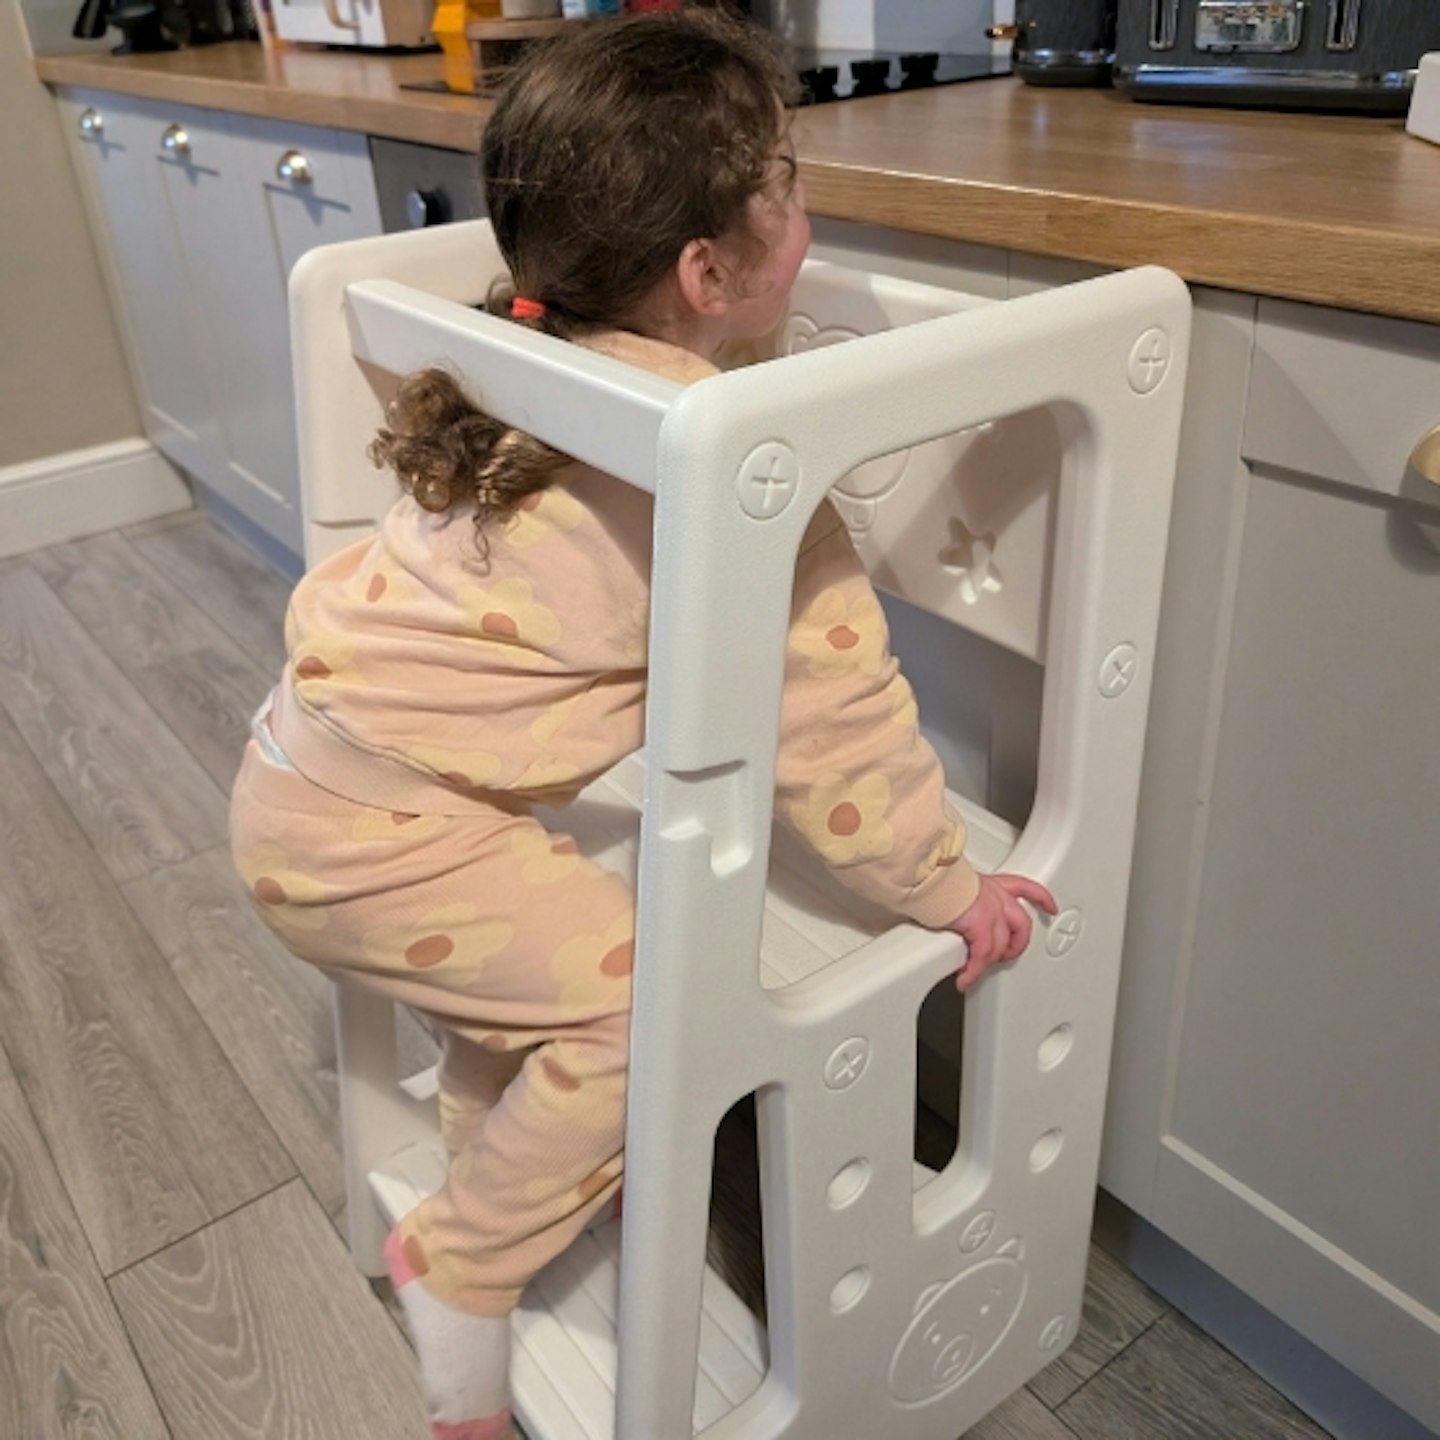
[1113, 296, 1440, 1435]
[58, 89, 225, 487]
[811, 216, 1440, 1436]
[58, 89, 382, 560]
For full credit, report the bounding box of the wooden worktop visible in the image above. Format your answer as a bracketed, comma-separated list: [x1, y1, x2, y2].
[35, 42, 1440, 325]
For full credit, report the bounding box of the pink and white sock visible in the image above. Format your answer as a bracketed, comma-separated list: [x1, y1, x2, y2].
[387, 1228, 516, 1440]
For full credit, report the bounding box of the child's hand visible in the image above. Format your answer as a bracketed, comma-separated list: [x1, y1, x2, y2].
[948, 874, 1059, 991]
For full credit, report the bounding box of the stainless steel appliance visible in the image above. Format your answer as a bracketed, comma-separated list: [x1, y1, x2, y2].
[72, 0, 257, 51]
[993, 0, 1117, 87]
[1115, 0, 1440, 111]
[742, 0, 1010, 103]
[371, 137, 486, 233]
[789, 48, 1010, 103]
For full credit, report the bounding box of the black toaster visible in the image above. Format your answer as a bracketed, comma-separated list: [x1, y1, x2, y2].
[997, 0, 1118, 87]
[1115, 0, 1440, 112]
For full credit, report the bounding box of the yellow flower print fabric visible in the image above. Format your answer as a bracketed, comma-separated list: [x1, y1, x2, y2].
[787, 772, 894, 866]
[235, 842, 330, 932]
[778, 508, 981, 928]
[509, 826, 597, 885]
[550, 912, 634, 1009]
[230, 741, 634, 1317]
[238, 327, 988, 1324]
[501, 487, 585, 549]
[457, 577, 562, 653]
[289, 631, 360, 688]
[790, 585, 888, 679]
[407, 743, 504, 791]
[361, 903, 514, 980]
[274, 329, 976, 920]
[275, 435, 653, 812]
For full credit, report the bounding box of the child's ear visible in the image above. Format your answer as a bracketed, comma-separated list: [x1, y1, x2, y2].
[675, 237, 736, 319]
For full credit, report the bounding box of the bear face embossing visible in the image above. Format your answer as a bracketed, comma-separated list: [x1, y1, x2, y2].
[888, 1242, 1027, 1405]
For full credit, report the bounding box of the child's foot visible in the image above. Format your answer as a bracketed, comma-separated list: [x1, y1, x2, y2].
[387, 1228, 515, 1440]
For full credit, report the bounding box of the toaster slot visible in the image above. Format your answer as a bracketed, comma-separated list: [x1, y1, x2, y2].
[1326, 0, 1361, 52]
[1148, 0, 1179, 50]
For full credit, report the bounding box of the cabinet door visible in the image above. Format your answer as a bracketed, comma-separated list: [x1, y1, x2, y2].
[147, 102, 305, 554]
[59, 89, 224, 484]
[1153, 473, 1440, 1432]
[222, 114, 384, 558]
[227, 115, 382, 279]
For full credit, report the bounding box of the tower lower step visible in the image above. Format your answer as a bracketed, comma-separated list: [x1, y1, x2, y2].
[370, 1138, 767, 1438]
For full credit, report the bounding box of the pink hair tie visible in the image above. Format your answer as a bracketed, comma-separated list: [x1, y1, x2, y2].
[511, 296, 546, 320]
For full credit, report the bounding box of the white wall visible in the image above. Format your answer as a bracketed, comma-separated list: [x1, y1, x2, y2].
[0, 0, 140, 468]
[19, 0, 112, 54]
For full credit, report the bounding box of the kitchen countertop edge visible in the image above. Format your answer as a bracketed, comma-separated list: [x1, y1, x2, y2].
[34, 48, 1440, 327]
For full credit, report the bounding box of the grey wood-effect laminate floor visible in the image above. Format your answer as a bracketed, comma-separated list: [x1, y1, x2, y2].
[0, 511, 1334, 1440]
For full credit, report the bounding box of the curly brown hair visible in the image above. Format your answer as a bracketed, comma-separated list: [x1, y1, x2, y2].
[368, 9, 799, 542]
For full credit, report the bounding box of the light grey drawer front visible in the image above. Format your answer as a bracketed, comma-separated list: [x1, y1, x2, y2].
[1243, 299, 1440, 505]
[231, 113, 375, 215]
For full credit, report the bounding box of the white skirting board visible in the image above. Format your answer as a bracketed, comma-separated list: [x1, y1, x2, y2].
[0, 436, 192, 559]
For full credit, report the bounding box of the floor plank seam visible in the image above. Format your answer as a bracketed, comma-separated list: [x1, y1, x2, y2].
[0, 1025, 179, 1438]
[0, 871, 178, 1296]
[296, 1167, 419, 1352]
[1107, 1301, 1169, 1368]
[1047, 1301, 1171, 1418]
[0, 845, 299, 1279]
[0, 1029, 86, 1263]
[111, 856, 344, 1221]
[122, 524, 294, 677]
[0, 516, 1360, 1440]
[1049, 1366, 1106, 1430]
[298, 1170, 376, 1279]
[1045, 1341, 1123, 1418]
[111, 1294, 180, 1440]
[1044, 1408, 1087, 1440]
[101, 1173, 301, 1284]
[35, 551, 241, 813]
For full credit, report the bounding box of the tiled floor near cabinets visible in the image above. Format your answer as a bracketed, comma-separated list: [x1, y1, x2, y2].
[0, 512, 1333, 1440]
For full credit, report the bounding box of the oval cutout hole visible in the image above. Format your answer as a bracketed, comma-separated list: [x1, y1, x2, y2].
[830, 1266, 871, 1314]
[827, 1158, 871, 1210]
[1037, 1024, 1074, 1072]
[1029, 1129, 1064, 1173]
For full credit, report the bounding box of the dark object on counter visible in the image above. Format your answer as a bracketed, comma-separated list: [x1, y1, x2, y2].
[73, 0, 257, 51]
[371, 136, 486, 233]
[73, 0, 174, 50]
[990, 0, 1117, 87]
[791, 49, 1011, 105]
[101, 2, 179, 51]
[1115, 0, 1440, 113]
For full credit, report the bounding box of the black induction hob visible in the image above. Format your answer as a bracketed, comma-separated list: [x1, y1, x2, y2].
[792, 49, 1011, 104]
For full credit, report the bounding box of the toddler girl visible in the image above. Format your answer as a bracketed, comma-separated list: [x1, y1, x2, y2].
[230, 13, 1055, 1438]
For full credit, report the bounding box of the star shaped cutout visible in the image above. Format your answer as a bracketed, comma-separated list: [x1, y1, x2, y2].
[938, 518, 1003, 605]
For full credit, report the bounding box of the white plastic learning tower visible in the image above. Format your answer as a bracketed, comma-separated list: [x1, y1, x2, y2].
[289, 222, 1190, 1440]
